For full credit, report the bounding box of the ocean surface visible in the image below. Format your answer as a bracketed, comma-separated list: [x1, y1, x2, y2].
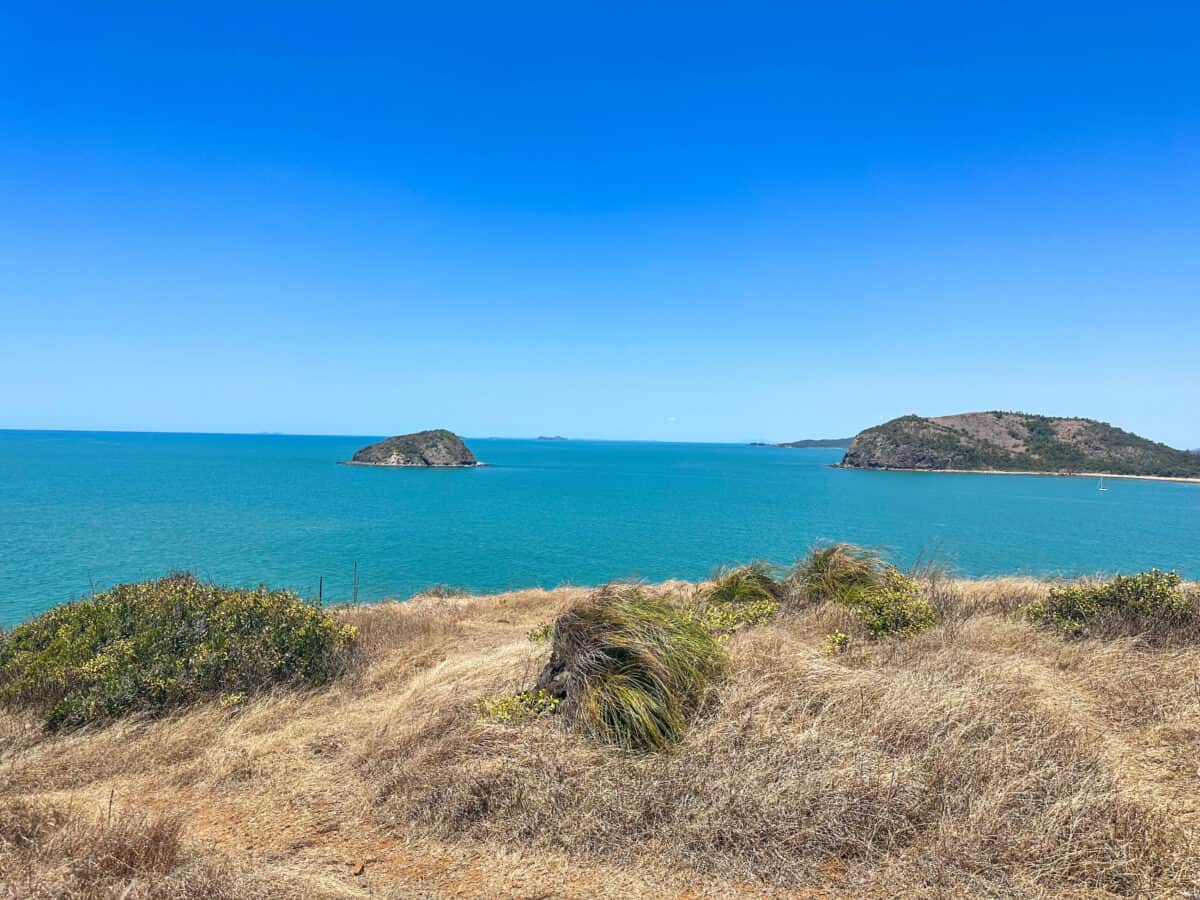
[2, 430, 1198, 627]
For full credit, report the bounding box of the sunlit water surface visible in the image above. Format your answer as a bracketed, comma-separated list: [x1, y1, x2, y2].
[2, 431, 1197, 625]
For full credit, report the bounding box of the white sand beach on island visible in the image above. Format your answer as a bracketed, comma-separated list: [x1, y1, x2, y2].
[837, 465, 1200, 485]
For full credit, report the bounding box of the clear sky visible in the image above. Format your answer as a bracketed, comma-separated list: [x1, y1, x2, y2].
[2, 3, 1198, 446]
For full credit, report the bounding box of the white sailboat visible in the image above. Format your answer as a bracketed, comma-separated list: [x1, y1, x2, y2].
[1097, 476, 1108, 492]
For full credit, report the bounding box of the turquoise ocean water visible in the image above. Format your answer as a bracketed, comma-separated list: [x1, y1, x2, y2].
[1, 430, 1198, 627]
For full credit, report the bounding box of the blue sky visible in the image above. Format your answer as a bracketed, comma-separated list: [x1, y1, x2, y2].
[2, 3, 1198, 445]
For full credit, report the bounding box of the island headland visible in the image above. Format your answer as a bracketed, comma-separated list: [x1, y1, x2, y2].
[838, 411, 1200, 480]
[341, 429, 482, 467]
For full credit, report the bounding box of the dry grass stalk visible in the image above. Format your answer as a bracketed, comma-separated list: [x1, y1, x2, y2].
[0, 798, 310, 899]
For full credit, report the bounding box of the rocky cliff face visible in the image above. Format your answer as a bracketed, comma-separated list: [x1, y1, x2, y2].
[841, 423, 962, 469]
[840, 412, 1200, 477]
[348, 429, 478, 467]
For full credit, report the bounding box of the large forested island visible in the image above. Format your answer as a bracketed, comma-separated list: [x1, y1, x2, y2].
[839, 412, 1200, 478]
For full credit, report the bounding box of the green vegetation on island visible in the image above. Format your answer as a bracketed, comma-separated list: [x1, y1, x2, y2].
[840, 411, 1200, 477]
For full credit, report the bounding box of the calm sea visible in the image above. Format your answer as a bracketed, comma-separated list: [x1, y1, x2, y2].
[1, 430, 1198, 626]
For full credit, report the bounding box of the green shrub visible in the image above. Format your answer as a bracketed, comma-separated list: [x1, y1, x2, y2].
[534, 585, 728, 752]
[840, 570, 938, 638]
[699, 597, 780, 636]
[0, 574, 358, 729]
[1025, 570, 1191, 636]
[790, 544, 938, 638]
[527, 622, 554, 642]
[478, 688, 559, 723]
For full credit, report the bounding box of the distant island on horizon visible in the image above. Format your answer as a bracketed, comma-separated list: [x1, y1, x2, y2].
[838, 412, 1200, 480]
[751, 437, 855, 449]
[341, 429, 483, 468]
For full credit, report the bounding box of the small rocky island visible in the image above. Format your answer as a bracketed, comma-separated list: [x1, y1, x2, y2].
[343, 429, 480, 467]
[839, 412, 1200, 478]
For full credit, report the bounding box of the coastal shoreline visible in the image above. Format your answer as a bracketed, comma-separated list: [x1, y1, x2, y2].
[835, 465, 1200, 485]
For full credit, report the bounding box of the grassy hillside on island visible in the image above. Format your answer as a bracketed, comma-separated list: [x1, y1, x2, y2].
[840, 411, 1200, 477]
[2, 555, 1198, 898]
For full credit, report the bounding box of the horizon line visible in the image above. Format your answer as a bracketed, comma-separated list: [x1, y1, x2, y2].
[0, 426, 853, 447]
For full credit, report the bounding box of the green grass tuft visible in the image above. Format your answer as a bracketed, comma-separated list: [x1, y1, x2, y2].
[789, 543, 885, 604]
[695, 563, 783, 636]
[790, 543, 938, 638]
[704, 562, 783, 604]
[0, 574, 357, 729]
[535, 585, 728, 752]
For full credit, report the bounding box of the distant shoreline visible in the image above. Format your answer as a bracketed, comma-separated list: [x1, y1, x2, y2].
[751, 439, 853, 449]
[835, 465, 1200, 485]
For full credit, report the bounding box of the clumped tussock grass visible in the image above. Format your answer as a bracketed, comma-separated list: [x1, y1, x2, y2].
[790, 542, 885, 603]
[702, 561, 783, 605]
[368, 610, 1194, 895]
[0, 574, 357, 729]
[1025, 569, 1199, 639]
[0, 798, 289, 899]
[533, 584, 728, 751]
[693, 563, 783, 636]
[790, 543, 939, 638]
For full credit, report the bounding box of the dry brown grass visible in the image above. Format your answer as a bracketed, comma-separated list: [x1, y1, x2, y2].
[1, 580, 1197, 898]
[0, 797, 312, 899]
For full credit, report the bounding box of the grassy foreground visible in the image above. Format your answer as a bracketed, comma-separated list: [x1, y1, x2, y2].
[1, 564, 1198, 898]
